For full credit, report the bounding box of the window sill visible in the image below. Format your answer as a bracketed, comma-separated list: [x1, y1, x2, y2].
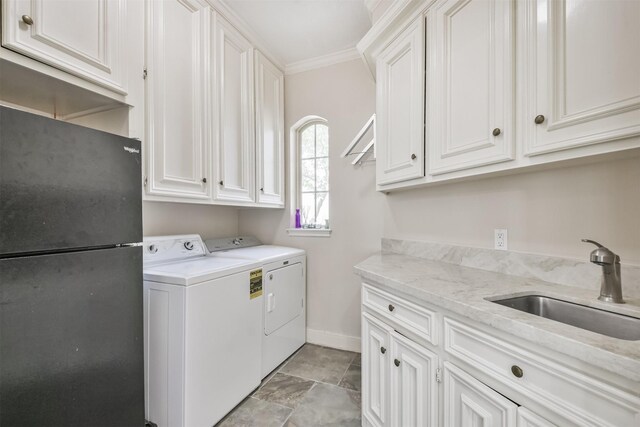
[286, 228, 332, 238]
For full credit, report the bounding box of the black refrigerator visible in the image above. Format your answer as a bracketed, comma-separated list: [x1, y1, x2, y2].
[0, 106, 145, 426]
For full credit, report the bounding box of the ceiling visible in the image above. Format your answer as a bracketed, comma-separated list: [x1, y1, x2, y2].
[222, 0, 372, 66]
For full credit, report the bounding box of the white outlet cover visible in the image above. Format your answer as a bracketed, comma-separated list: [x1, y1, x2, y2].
[494, 229, 508, 251]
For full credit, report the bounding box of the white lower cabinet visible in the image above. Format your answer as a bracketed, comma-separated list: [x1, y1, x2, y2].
[361, 282, 640, 427]
[362, 312, 438, 427]
[390, 332, 438, 427]
[443, 362, 518, 427]
[363, 313, 392, 427]
[517, 407, 556, 427]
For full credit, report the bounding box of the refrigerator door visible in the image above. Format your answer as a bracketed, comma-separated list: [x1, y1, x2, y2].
[0, 106, 142, 256]
[0, 246, 144, 427]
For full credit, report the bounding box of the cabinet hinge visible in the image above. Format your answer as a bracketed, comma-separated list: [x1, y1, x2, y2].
[436, 368, 442, 383]
[144, 176, 148, 187]
[143, 68, 148, 80]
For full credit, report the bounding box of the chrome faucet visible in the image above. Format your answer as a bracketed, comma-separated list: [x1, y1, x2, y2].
[582, 239, 624, 304]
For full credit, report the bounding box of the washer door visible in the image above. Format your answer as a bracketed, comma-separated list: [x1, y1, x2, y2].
[264, 262, 304, 335]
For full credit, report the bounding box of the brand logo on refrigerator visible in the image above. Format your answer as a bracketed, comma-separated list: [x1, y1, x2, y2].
[123, 146, 140, 154]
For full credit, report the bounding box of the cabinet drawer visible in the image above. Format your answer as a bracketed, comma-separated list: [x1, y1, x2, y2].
[362, 284, 436, 345]
[443, 318, 640, 427]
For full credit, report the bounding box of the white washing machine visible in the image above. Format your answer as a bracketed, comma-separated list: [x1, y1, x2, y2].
[142, 235, 263, 427]
[205, 237, 306, 378]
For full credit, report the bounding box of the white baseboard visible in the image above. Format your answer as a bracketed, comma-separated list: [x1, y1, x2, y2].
[306, 328, 361, 353]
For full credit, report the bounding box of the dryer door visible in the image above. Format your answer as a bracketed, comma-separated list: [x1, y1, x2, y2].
[264, 262, 303, 335]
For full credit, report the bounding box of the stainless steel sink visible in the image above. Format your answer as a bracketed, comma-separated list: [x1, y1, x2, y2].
[491, 295, 640, 341]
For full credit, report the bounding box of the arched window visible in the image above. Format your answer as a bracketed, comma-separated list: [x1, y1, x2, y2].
[288, 116, 331, 236]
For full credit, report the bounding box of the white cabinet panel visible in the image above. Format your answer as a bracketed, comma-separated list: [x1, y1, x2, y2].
[213, 15, 255, 204]
[390, 332, 438, 427]
[522, 0, 640, 156]
[429, 0, 515, 175]
[145, 0, 210, 201]
[2, 0, 126, 94]
[444, 362, 518, 427]
[517, 408, 556, 427]
[362, 313, 392, 427]
[375, 17, 425, 186]
[255, 50, 284, 206]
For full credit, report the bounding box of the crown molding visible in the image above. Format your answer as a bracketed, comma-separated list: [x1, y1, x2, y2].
[210, 0, 286, 71]
[284, 47, 361, 75]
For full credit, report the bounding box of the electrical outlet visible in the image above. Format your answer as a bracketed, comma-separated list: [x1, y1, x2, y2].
[494, 229, 508, 250]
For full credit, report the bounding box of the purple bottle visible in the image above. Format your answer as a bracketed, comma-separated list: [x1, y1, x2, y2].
[295, 209, 302, 228]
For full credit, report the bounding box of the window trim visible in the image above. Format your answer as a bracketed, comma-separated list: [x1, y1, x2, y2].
[288, 115, 332, 237]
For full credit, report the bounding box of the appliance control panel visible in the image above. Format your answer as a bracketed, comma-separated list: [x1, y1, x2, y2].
[142, 234, 206, 265]
[205, 236, 262, 252]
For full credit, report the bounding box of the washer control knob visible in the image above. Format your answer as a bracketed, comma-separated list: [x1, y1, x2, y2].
[184, 241, 194, 250]
[148, 244, 158, 254]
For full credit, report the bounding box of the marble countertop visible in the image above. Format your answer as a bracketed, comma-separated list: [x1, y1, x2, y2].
[355, 252, 640, 383]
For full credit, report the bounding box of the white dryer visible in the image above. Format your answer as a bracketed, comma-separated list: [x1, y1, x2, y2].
[142, 235, 263, 427]
[205, 237, 306, 378]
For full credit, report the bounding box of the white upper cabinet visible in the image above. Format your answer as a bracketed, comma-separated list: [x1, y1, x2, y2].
[2, 0, 127, 94]
[255, 50, 285, 206]
[212, 14, 255, 204]
[145, 0, 210, 201]
[521, 0, 640, 156]
[375, 17, 425, 186]
[428, 0, 515, 175]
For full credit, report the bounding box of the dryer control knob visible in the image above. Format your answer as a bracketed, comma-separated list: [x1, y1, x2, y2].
[184, 241, 194, 250]
[148, 244, 158, 254]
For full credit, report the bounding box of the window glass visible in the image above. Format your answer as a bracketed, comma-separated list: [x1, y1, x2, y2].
[298, 123, 329, 229]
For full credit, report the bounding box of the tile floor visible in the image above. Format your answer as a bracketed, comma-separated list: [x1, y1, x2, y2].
[217, 344, 361, 427]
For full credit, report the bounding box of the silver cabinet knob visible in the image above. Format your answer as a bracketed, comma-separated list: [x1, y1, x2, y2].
[21, 15, 34, 25]
[492, 128, 501, 136]
[394, 359, 401, 367]
[269, 274, 273, 280]
[380, 347, 386, 354]
[411, 153, 417, 160]
[388, 304, 395, 312]
[511, 365, 524, 378]
[202, 178, 207, 183]
[219, 180, 224, 186]
[534, 115, 545, 124]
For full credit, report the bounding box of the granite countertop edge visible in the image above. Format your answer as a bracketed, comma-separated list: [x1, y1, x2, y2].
[354, 252, 640, 383]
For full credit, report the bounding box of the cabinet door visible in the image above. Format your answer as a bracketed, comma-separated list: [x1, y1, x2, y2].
[428, 0, 515, 175]
[2, 0, 126, 94]
[517, 408, 556, 427]
[362, 313, 392, 427]
[255, 50, 285, 206]
[443, 362, 517, 427]
[212, 14, 255, 204]
[522, 0, 640, 156]
[375, 17, 425, 186]
[390, 332, 438, 427]
[145, 0, 210, 201]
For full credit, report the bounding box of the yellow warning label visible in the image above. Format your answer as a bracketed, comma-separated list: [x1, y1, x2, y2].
[250, 269, 263, 299]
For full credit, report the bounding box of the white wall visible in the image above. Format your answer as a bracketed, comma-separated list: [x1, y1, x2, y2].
[238, 59, 384, 348]
[143, 202, 238, 238]
[383, 154, 640, 265]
